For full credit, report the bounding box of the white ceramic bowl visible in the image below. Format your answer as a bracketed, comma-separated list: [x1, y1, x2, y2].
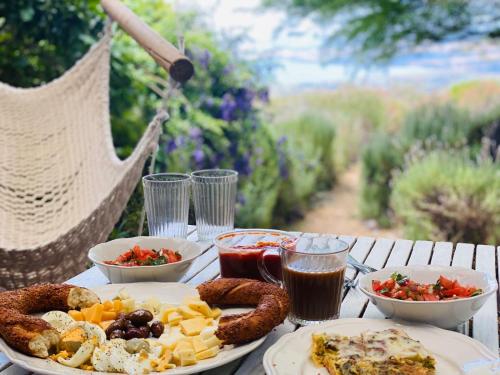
[359, 265, 498, 329]
[88, 237, 202, 283]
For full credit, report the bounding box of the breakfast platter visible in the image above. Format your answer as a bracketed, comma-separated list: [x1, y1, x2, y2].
[263, 319, 498, 375]
[0, 230, 498, 375]
[0, 282, 267, 375]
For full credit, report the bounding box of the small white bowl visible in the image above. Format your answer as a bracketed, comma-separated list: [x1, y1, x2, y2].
[88, 237, 202, 283]
[359, 265, 498, 329]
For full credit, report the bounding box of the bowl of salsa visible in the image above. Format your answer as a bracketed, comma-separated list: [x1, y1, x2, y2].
[215, 229, 297, 281]
[359, 265, 498, 329]
[88, 237, 202, 283]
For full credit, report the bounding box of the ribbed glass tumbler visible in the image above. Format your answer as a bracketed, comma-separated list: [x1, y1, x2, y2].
[142, 173, 191, 238]
[191, 169, 238, 241]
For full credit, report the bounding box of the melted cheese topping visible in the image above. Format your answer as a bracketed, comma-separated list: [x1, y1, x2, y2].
[362, 329, 432, 362]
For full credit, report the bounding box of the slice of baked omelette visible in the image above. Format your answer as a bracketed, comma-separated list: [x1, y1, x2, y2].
[311, 328, 436, 375]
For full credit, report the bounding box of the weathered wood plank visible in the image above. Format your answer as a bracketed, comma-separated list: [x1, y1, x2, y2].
[186, 259, 220, 286]
[340, 238, 393, 318]
[472, 245, 499, 352]
[430, 242, 453, 266]
[0, 365, 30, 374]
[452, 243, 475, 268]
[363, 239, 413, 319]
[452, 243, 475, 335]
[343, 237, 375, 281]
[180, 246, 218, 283]
[407, 240, 433, 265]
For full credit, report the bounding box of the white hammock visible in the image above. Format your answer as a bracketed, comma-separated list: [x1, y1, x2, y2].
[0, 27, 166, 289]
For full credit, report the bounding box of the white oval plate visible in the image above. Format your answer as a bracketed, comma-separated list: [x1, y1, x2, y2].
[0, 282, 266, 375]
[263, 318, 498, 375]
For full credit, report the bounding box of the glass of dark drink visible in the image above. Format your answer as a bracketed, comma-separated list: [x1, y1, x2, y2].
[258, 236, 349, 325]
[215, 229, 297, 281]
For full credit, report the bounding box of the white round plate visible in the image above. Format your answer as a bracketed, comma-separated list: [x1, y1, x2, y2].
[0, 282, 266, 375]
[263, 318, 498, 375]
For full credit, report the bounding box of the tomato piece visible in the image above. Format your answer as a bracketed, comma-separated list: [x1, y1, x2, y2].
[372, 280, 382, 292]
[439, 275, 456, 290]
[423, 294, 439, 301]
[383, 279, 396, 289]
[441, 287, 466, 297]
[393, 290, 407, 299]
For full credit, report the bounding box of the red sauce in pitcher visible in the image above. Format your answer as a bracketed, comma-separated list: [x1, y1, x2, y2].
[219, 241, 283, 281]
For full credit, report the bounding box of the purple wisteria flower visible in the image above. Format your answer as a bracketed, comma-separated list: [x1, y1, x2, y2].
[199, 49, 212, 69]
[234, 88, 255, 114]
[221, 93, 237, 122]
[192, 149, 204, 168]
[189, 127, 202, 140]
[164, 138, 177, 153]
[234, 154, 252, 176]
[257, 88, 270, 103]
[236, 192, 246, 205]
[223, 64, 234, 75]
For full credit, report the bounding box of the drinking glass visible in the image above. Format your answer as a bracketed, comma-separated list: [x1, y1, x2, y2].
[191, 169, 238, 241]
[142, 173, 191, 238]
[258, 236, 349, 325]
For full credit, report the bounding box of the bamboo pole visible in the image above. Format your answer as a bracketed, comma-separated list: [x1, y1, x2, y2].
[101, 0, 194, 82]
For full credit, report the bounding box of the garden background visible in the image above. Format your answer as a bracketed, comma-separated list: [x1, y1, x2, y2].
[1, 0, 498, 245]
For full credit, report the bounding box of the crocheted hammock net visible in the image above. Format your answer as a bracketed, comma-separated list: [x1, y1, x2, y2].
[0, 27, 164, 289]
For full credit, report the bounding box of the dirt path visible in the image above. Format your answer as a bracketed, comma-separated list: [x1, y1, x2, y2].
[290, 163, 402, 239]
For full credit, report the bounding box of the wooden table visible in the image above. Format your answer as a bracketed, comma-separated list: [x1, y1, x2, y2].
[1, 227, 498, 374]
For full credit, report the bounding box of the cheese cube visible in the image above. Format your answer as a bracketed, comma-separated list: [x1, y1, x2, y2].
[168, 311, 183, 326]
[161, 308, 178, 323]
[159, 331, 185, 349]
[192, 336, 208, 353]
[90, 303, 104, 323]
[179, 349, 197, 366]
[200, 326, 217, 340]
[178, 305, 203, 319]
[103, 300, 114, 311]
[112, 299, 123, 312]
[195, 346, 220, 360]
[188, 301, 212, 317]
[121, 298, 135, 313]
[179, 317, 207, 336]
[101, 311, 117, 321]
[203, 335, 221, 349]
[174, 340, 193, 353]
[68, 310, 84, 321]
[210, 308, 222, 319]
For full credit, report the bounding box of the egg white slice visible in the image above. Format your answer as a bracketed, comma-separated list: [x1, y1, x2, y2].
[41, 311, 75, 334]
[67, 321, 106, 344]
[57, 340, 95, 368]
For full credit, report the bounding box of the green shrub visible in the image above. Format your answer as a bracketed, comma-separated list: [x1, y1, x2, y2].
[391, 152, 500, 244]
[360, 102, 498, 227]
[271, 112, 336, 224]
[360, 133, 404, 227]
[399, 103, 472, 149]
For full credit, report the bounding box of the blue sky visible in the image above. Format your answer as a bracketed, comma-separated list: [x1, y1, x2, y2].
[174, 0, 500, 93]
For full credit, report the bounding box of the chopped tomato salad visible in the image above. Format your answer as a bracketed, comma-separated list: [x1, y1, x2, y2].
[105, 245, 182, 266]
[372, 272, 482, 301]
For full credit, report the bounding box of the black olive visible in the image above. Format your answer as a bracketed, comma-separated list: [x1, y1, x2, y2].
[137, 325, 150, 338]
[124, 328, 145, 340]
[124, 320, 136, 331]
[150, 321, 164, 338]
[105, 320, 127, 337]
[126, 309, 154, 326]
[108, 330, 125, 340]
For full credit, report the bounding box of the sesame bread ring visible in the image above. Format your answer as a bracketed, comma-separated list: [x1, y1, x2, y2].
[197, 278, 289, 345]
[0, 283, 99, 358]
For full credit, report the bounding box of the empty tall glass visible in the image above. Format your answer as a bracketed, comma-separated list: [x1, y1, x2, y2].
[143, 173, 191, 238]
[191, 169, 238, 241]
